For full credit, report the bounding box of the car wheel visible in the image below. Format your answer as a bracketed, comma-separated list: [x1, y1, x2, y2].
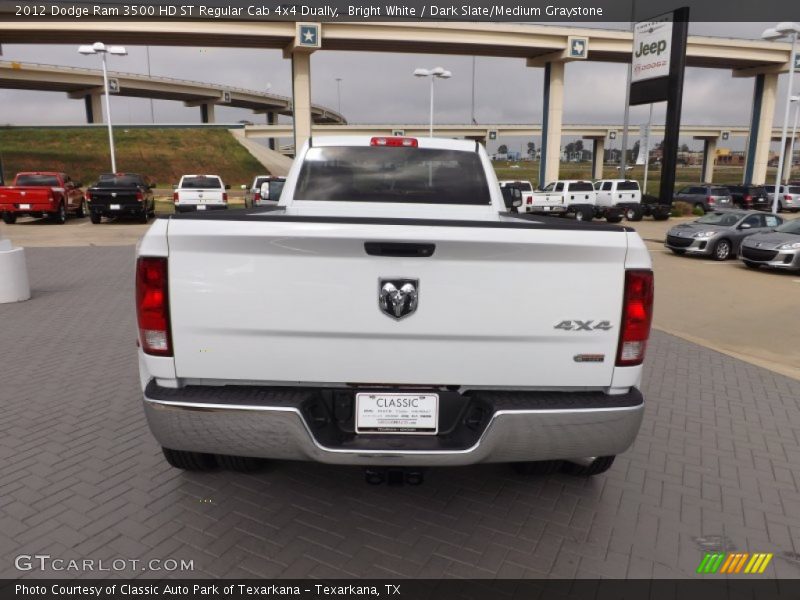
[2, 212, 17, 225]
[562, 456, 616, 477]
[511, 460, 563, 476]
[575, 207, 593, 222]
[625, 206, 644, 221]
[90, 212, 102, 224]
[76, 198, 87, 218]
[694, 203, 706, 215]
[138, 210, 149, 224]
[161, 447, 216, 471]
[742, 260, 760, 269]
[215, 454, 267, 473]
[653, 210, 670, 221]
[51, 203, 67, 224]
[606, 212, 623, 223]
[670, 249, 685, 255]
[713, 238, 732, 261]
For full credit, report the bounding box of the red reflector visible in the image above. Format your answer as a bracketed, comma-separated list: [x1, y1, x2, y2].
[616, 270, 654, 367]
[254, 192, 261, 201]
[136, 191, 144, 202]
[85, 190, 92, 201]
[173, 191, 178, 203]
[223, 192, 228, 202]
[136, 257, 172, 357]
[370, 136, 418, 148]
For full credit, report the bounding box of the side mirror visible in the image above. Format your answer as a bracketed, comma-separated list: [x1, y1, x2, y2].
[511, 188, 522, 208]
[739, 223, 751, 229]
[225, 184, 231, 190]
[240, 184, 247, 190]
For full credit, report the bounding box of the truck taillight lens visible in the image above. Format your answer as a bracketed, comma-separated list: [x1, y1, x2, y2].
[223, 192, 228, 202]
[707, 196, 714, 204]
[616, 270, 654, 367]
[85, 190, 92, 201]
[136, 191, 144, 202]
[136, 257, 172, 356]
[254, 192, 261, 202]
[173, 192, 178, 202]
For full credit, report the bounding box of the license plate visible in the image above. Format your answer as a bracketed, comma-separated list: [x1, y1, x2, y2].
[197, 205, 206, 211]
[355, 393, 438, 435]
[110, 204, 120, 210]
[543, 206, 551, 211]
[19, 203, 30, 210]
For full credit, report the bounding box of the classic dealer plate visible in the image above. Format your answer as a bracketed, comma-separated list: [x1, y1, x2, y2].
[355, 393, 438, 435]
[110, 204, 121, 210]
[19, 204, 30, 210]
[197, 205, 206, 210]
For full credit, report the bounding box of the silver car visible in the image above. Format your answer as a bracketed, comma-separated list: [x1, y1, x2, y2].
[665, 210, 783, 261]
[739, 217, 800, 272]
[673, 184, 733, 214]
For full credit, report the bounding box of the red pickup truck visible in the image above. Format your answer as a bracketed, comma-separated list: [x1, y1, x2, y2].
[0, 172, 87, 224]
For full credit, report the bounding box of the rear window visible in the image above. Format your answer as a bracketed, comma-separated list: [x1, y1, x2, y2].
[16, 174, 59, 186]
[617, 181, 639, 191]
[266, 180, 285, 200]
[711, 187, 730, 196]
[568, 182, 594, 192]
[789, 186, 800, 195]
[294, 146, 492, 204]
[181, 176, 222, 189]
[97, 175, 144, 187]
[517, 182, 532, 192]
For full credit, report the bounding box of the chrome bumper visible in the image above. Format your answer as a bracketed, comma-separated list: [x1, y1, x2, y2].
[143, 384, 644, 466]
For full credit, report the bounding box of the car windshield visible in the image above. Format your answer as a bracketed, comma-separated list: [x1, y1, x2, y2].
[695, 212, 745, 226]
[569, 182, 594, 192]
[181, 176, 221, 189]
[517, 182, 532, 191]
[96, 175, 143, 187]
[294, 146, 492, 204]
[617, 181, 639, 191]
[16, 174, 60, 186]
[775, 219, 800, 235]
[711, 187, 730, 196]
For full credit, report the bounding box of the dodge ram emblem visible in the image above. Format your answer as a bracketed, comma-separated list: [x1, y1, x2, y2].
[379, 279, 418, 320]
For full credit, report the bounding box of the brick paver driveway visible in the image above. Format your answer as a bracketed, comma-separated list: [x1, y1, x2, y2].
[1, 246, 799, 579]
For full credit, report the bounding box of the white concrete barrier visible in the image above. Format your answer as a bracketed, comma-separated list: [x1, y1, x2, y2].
[0, 237, 31, 303]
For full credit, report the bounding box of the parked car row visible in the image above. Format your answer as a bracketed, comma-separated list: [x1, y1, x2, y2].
[665, 209, 800, 272]
[674, 183, 800, 214]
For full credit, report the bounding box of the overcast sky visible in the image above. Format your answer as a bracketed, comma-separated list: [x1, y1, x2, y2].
[0, 21, 795, 151]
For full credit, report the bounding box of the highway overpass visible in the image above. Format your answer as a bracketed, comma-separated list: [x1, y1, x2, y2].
[0, 60, 345, 125]
[0, 20, 794, 184]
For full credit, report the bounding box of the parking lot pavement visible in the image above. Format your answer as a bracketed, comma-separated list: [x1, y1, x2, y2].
[2, 246, 800, 580]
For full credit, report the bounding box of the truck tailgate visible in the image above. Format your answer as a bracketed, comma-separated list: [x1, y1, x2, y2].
[178, 189, 224, 205]
[166, 218, 628, 388]
[0, 187, 53, 204]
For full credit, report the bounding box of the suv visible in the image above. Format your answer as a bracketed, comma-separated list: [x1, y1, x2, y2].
[673, 184, 733, 214]
[727, 185, 770, 211]
[763, 184, 800, 213]
[245, 175, 287, 207]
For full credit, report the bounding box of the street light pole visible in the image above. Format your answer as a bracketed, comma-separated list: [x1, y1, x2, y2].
[762, 24, 799, 212]
[146, 46, 155, 123]
[98, 51, 117, 173]
[335, 78, 342, 114]
[787, 96, 799, 182]
[79, 42, 127, 174]
[413, 67, 452, 137]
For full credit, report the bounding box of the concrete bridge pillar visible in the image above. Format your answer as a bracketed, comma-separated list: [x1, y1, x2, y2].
[84, 92, 104, 124]
[290, 52, 312, 151]
[588, 137, 605, 180]
[697, 136, 718, 183]
[267, 111, 277, 150]
[782, 137, 794, 182]
[200, 102, 216, 124]
[743, 73, 778, 184]
[539, 61, 565, 186]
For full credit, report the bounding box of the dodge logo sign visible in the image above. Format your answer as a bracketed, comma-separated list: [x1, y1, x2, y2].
[379, 279, 419, 320]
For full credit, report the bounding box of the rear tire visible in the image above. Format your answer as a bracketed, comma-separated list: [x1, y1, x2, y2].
[51, 203, 67, 224]
[606, 211, 623, 223]
[216, 454, 267, 473]
[713, 238, 732, 261]
[653, 211, 670, 221]
[511, 460, 563, 476]
[90, 212, 102, 224]
[625, 206, 644, 221]
[138, 210, 149, 224]
[2, 213, 17, 225]
[162, 447, 216, 471]
[574, 207, 593, 222]
[76, 198, 87, 218]
[562, 456, 616, 477]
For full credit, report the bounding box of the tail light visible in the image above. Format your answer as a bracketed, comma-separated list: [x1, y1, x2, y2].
[136, 257, 172, 357]
[223, 192, 228, 203]
[371, 136, 418, 147]
[785, 194, 793, 201]
[173, 191, 178, 203]
[707, 196, 714, 205]
[616, 270, 654, 367]
[254, 192, 261, 202]
[136, 191, 144, 202]
[85, 190, 92, 201]
[744, 194, 752, 205]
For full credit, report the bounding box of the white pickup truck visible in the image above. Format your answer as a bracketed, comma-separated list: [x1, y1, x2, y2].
[594, 179, 644, 221]
[137, 136, 653, 481]
[523, 180, 622, 223]
[173, 174, 229, 213]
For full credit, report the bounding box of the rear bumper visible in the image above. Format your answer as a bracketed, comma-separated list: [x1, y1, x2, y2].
[143, 382, 644, 466]
[1, 202, 55, 213]
[91, 203, 145, 215]
[175, 204, 228, 212]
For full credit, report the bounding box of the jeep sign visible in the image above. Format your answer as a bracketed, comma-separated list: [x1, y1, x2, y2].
[632, 15, 673, 83]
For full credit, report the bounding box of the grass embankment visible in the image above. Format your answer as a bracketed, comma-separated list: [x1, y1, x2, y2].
[0, 127, 265, 189]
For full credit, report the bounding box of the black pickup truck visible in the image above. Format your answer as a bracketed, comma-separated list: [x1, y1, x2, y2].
[86, 173, 156, 224]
